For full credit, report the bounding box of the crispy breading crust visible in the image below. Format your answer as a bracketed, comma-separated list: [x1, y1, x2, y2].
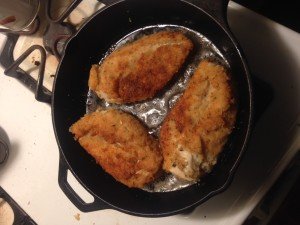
[89, 31, 193, 103]
[159, 60, 237, 181]
[69, 109, 162, 188]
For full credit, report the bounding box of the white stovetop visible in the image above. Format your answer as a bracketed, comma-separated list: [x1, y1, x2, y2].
[1, 2, 300, 225]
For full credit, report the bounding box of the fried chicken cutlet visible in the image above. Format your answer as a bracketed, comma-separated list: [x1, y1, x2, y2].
[69, 109, 162, 188]
[160, 60, 237, 181]
[89, 31, 193, 104]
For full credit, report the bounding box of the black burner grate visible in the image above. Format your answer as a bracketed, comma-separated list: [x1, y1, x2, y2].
[0, 0, 123, 103]
[0, 186, 37, 225]
[0, 0, 83, 104]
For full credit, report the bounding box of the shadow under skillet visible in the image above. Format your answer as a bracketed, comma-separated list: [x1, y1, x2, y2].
[175, 5, 300, 220]
[233, 0, 300, 33]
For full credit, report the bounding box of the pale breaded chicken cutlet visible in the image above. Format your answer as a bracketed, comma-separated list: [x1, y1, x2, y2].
[89, 31, 193, 104]
[69, 109, 162, 188]
[159, 60, 237, 181]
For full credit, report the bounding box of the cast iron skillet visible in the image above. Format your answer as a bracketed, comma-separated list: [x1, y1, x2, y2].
[51, 0, 253, 217]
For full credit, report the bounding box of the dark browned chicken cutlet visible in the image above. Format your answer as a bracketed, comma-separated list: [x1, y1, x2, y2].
[69, 109, 162, 188]
[160, 60, 237, 181]
[89, 31, 193, 103]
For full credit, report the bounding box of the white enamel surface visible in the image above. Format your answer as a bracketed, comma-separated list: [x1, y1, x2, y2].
[0, 1, 300, 225]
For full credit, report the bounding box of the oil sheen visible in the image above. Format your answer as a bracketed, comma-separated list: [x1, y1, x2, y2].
[86, 24, 228, 192]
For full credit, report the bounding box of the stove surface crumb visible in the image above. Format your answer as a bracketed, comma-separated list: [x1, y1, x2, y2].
[74, 213, 80, 221]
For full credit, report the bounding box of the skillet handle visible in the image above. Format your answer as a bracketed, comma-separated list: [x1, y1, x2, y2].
[188, 0, 229, 27]
[58, 154, 110, 212]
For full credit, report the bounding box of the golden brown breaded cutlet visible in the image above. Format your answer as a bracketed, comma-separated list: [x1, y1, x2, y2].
[159, 60, 237, 181]
[89, 31, 193, 104]
[69, 109, 162, 188]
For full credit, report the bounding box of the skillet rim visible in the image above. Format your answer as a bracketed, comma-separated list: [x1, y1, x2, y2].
[51, 0, 253, 217]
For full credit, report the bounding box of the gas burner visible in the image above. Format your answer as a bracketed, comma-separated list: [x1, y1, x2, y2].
[0, 138, 9, 165]
[0, 0, 101, 94]
[0, 17, 40, 36]
[43, 0, 82, 58]
[43, 22, 75, 58]
[0, 187, 37, 225]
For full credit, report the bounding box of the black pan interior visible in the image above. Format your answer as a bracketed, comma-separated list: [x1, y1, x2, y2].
[52, 0, 252, 216]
